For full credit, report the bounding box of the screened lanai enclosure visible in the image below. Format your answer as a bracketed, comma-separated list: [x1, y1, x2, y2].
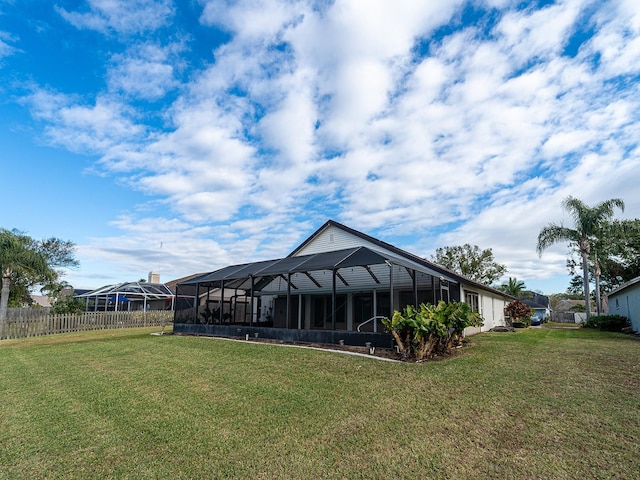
[173, 246, 460, 347]
[76, 282, 175, 312]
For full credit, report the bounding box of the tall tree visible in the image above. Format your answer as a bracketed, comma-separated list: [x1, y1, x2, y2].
[0, 229, 79, 331]
[499, 277, 526, 297]
[591, 219, 640, 292]
[36, 237, 80, 294]
[537, 196, 625, 318]
[431, 244, 506, 285]
[0, 230, 49, 326]
[565, 218, 640, 311]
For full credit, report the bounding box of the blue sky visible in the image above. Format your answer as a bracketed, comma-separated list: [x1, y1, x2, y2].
[1, 0, 639, 294]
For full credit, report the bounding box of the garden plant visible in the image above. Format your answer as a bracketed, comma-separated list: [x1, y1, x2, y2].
[382, 300, 483, 361]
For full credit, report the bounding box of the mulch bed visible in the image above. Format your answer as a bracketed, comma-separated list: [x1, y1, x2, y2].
[170, 331, 471, 362]
[224, 334, 468, 362]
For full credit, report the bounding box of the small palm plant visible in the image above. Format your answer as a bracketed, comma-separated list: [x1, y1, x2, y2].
[499, 277, 526, 297]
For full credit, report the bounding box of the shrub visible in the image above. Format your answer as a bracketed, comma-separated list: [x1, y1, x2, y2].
[584, 315, 630, 332]
[504, 300, 533, 326]
[382, 301, 483, 361]
[51, 295, 85, 314]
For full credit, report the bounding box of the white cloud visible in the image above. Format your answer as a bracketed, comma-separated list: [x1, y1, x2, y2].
[589, 0, 640, 77]
[66, 212, 315, 288]
[107, 42, 185, 100]
[495, 0, 586, 66]
[256, 68, 317, 168]
[25, 89, 145, 157]
[200, 0, 303, 40]
[0, 31, 18, 62]
[56, 0, 174, 35]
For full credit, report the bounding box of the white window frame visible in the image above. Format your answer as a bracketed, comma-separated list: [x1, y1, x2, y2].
[465, 291, 480, 313]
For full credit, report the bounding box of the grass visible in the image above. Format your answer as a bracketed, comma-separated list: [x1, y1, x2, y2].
[0, 327, 638, 479]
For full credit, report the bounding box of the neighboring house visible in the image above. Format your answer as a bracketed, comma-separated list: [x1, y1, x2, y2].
[30, 295, 52, 308]
[174, 220, 514, 347]
[607, 276, 640, 333]
[554, 299, 585, 312]
[519, 292, 551, 321]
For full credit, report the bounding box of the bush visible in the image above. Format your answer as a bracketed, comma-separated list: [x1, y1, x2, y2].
[584, 315, 630, 332]
[51, 295, 85, 314]
[381, 301, 483, 361]
[504, 299, 533, 326]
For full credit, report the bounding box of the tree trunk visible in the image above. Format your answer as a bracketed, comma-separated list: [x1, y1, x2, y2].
[594, 256, 601, 315]
[0, 269, 11, 336]
[389, 329, 406, 357]
[420, 333, 437, 359]
[581, 250, 591, 319]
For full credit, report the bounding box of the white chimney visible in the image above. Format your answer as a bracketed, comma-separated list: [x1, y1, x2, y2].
[148, 272, 160, 283]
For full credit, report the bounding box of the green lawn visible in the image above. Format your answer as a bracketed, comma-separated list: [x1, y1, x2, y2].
[0, 327, 638, 479]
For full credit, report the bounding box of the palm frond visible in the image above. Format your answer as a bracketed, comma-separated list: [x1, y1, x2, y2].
[536, 224, 578, 255]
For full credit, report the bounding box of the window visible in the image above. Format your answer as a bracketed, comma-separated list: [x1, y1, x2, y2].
[465, 292, 480, 312]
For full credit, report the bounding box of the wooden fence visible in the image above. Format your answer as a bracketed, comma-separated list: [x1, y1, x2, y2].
[550, 312, 589, 324]
[550, 312, 578, 323]
[0, 310, 174, 340]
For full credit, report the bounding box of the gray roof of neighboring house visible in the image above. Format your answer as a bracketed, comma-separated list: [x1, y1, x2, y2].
[519, 293, 550, 310]
[30, 295, 52, 308]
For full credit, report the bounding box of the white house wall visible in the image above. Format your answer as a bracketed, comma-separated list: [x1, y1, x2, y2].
[294, 224, 380, 255]
[461, 284, 508, 334]
[481, 294, 507, 331]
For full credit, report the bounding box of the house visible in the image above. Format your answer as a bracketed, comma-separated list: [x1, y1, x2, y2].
[607, 276, 640, 333]
[173, 220, 514, 347]
[30, 295, 52, 308]
[553, 299, 585, 312]
[519, 292, 551, 321]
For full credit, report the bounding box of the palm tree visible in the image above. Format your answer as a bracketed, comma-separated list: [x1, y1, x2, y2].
[499, 277, 526, 297]
[537, 196, 625, 318]
[0, 230, 51, 333]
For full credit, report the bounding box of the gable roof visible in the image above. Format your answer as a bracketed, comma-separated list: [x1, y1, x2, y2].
[289, 220, 513, 300]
